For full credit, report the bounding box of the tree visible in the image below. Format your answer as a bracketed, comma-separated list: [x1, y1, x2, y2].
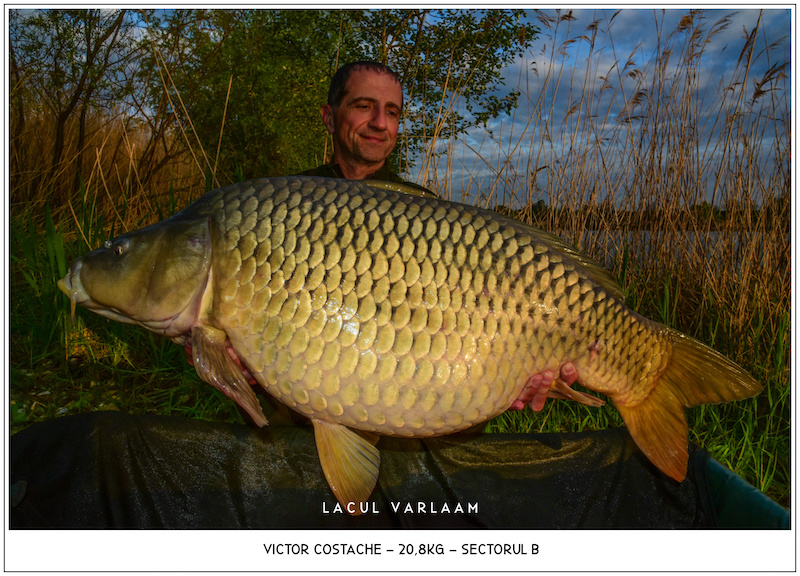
[138, 9, 537, 183]
[9, 9, 139, 198]
[138, 10, 340, 183]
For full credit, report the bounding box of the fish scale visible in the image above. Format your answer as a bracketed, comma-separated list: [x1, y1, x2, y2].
[58, 175, 762, 514]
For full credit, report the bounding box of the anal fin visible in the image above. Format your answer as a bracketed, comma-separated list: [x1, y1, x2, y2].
[312, 419, 380, 515]
[191, 325, 268, 427]
[616, 383, 688, 482]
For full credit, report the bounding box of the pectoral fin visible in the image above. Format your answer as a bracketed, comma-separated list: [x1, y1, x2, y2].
[191, 325, 268, 427]
[312, 419, 380, 515]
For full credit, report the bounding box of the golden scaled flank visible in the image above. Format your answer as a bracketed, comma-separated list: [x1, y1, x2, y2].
[209, 179, 604, 437]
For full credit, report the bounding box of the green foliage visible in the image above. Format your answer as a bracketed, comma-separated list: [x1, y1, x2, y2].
[139, 10, 332, 181]
[10, 8, 537, 206]
[10, 206, 70, 363]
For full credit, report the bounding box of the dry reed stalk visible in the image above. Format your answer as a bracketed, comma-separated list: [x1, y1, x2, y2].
[213, 75, 234, 180]
[149, 43, 213, 187]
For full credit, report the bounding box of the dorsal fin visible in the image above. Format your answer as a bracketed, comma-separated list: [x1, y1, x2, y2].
[362, 179, 438, 199]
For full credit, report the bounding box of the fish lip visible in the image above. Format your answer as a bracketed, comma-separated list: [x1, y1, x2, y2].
[57, 259, 90, 322]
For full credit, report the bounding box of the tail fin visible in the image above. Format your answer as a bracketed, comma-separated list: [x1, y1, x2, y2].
[616, 329, 762, 482]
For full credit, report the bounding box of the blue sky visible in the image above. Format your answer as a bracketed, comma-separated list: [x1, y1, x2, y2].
[408, 8, 792, 207]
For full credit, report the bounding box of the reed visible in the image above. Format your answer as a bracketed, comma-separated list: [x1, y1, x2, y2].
[9, 10, 790, 506]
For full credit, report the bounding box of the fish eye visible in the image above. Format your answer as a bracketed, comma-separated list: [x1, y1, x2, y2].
[111, 239, 128, 256]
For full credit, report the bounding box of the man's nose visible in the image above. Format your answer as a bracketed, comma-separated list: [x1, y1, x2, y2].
[368, 107, 390, 130]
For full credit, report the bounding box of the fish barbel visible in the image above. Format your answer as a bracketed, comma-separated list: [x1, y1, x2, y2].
[57, 176, 762, 513]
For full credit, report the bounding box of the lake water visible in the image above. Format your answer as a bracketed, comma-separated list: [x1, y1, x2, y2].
[557, 229, 790, 281]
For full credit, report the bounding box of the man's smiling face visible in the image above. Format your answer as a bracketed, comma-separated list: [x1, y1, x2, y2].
[322, 69, 403, 179]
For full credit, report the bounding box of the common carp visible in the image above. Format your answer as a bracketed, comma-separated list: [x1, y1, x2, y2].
[58, 176, 761, 513]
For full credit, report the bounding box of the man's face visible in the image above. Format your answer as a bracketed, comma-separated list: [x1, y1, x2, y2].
[322, 69, 402, 172]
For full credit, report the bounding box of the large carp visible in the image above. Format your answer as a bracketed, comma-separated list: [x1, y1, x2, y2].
[58, 176, 761, 513]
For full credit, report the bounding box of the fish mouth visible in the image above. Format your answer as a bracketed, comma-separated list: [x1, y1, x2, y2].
[57, 259, 90, 323]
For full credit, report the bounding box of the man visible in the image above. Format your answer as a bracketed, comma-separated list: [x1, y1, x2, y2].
[301, 61, 579, 414]
[298, 61, 437, 197]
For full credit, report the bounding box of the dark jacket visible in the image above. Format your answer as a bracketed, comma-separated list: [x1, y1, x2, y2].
[298, 163, 438, 198]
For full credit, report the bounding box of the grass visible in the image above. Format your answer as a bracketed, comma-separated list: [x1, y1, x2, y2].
[9, 9, 790, 508]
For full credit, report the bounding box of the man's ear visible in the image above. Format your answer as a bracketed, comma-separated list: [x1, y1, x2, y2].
[321, 105, 335, 134]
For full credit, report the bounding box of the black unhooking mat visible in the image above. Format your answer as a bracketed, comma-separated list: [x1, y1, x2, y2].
[9, 411, 789, 529]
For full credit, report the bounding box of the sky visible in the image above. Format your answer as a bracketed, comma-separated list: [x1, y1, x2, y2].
[408, 8, 792, 208]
